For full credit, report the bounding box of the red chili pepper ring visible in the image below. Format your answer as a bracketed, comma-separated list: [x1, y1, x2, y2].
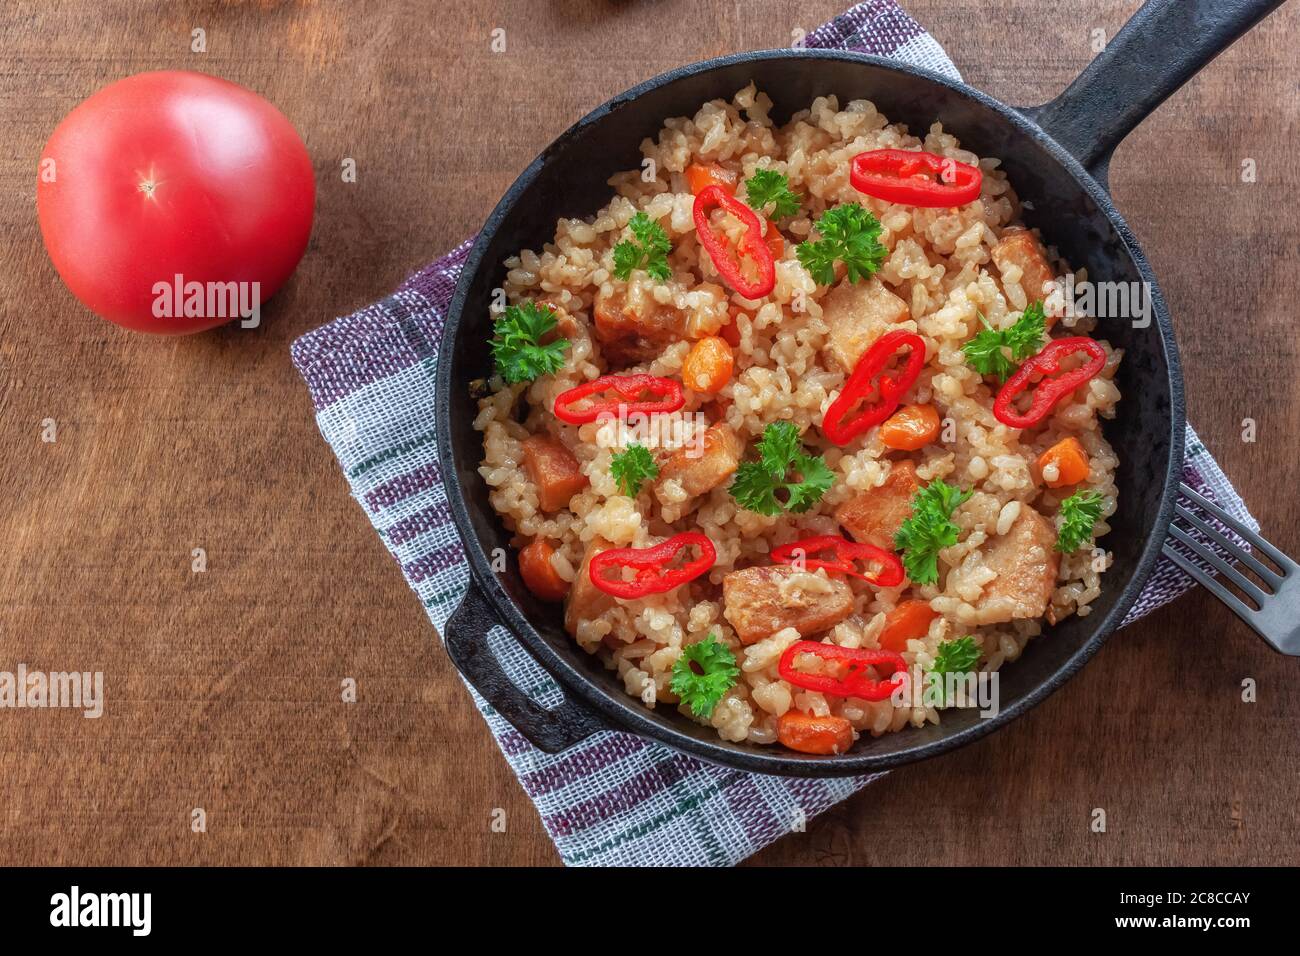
[821, 329, 927, 445]
[692, 185, 777, 300]
[588, 532, 716, 599]
[553, 373, 685, 425]
[778, 641, 907, 701]
[770, 535, 905, 587]
[992, 336, 1107, 429]
[850, 149, 982, 207]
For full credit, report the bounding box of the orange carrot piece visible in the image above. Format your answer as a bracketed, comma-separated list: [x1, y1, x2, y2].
[1037, 436, 1090, 488]
[682, 336, 735, 394]
[685, 162, 738, 196]
[879, 403, 941, 451]
[878, 599, 937, 652]
[518, 539, 569, 603]
[777, 711, 854, 755]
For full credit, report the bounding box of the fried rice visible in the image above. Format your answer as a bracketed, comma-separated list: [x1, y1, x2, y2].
[474, 84, 1120, 751]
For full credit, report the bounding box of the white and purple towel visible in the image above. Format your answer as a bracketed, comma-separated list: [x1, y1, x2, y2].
[291, 1, 1258, 866]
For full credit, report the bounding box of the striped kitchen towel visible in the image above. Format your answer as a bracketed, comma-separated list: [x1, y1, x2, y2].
[291, 0, 1259, 866]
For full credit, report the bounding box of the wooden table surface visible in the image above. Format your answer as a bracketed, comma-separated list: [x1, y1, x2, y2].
[2, 0, 1297, 867]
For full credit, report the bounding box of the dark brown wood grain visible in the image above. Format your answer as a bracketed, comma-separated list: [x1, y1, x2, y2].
[0, 0, 1296, 867]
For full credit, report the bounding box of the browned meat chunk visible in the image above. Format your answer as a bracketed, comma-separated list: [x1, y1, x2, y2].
[565, 536, 615, 638]
[522, 435, 588, 512]
[593, 286, 686, 366]
[991, 228, 1057, 308]
[722, 566, 854, 645]
[821, 276, 911, 373]
[834, 460, 922, 549]
[973, 506, 1060, 622]
[656, 423, 742, 499]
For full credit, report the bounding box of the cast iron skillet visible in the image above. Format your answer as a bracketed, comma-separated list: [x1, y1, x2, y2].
[435, 0, 1284, 776]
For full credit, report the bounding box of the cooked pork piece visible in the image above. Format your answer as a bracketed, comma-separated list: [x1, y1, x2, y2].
[821, 276, 911, 373]
[834, 460, 922, 549]
[722, 566, 854, 645]
[972, 506, 1060, 623]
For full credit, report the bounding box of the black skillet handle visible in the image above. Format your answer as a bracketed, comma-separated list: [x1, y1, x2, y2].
[443, 580, 608, 754]
[1023, 0, 1285, 185]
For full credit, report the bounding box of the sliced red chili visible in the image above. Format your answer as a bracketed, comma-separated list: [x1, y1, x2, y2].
[692, 185, 776, 300]
[850, 149, 982, 207]
[770, 535, 905, 587]
[992, 336, 1107, 429]
[553, 373, 685, 425]
[821, 329, 926, 445]
[778, 641, 907, 701]
[588, 532, 716, 599]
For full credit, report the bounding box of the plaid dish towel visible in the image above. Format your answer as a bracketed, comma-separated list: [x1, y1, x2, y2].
[291, 0, 1259, 866]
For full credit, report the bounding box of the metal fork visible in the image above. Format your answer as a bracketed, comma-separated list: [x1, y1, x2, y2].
[1161, 481, 1300, 655]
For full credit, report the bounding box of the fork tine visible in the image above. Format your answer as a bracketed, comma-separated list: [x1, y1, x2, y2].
[1179, 482, 1295, 572]
[1174, 504, 1282, 588]
[1161, 542, 1259, 629]
[1167, 524, 1270, 607]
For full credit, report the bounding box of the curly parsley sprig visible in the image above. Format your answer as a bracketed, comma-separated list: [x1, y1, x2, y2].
[961, 301, 1047, 381]
[489, 301, 569, 384]
[796, 202, 887, 285]
[671, 633, 740, 718]
[1055, 489, 1105, 552]
[893, 479, 972, 586]
[613, 212, 672, 281]
[928, 635, 981, 706]
[610, 443, 659, 497]
[743, 168, 803, 219]
[729, 421, 834, 516]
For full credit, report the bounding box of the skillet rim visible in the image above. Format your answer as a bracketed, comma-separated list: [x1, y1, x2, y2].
[435, 47, 1186, 776]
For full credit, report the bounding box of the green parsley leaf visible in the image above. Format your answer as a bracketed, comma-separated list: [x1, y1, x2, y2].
[795, 203, 887, 285]
[612, 211, 672, 281]
[609, 442, 659, 496]
[961, 301, 1047, 381]
[928, 635, 981, 706]
[893, 478, 972, 586]
[758, 419, 801, 477]
[670, 633, 740, 718]
[729, 421, 834, 516]
[743, 168, 803, 219]
[785, 454, 835, 513]
[1055, 489, 1105, 552]
[490, 301, 569, 384]
[728, 461, 784, 517]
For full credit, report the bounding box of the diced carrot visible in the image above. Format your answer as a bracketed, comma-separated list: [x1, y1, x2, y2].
[682, 336, 734, 394]
[777, 712, 854, 755]
[878, 599, 937, 652]
[522, 435, 588, 512]
[764, 220, 784, 259]
[1037, 436, 1090, 488]
[879, 403, 941, 451]
[518, 539, 569, 603]
[685, 162, 738, 196]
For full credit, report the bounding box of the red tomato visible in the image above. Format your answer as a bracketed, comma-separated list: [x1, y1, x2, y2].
[37, 71, 315, 335]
